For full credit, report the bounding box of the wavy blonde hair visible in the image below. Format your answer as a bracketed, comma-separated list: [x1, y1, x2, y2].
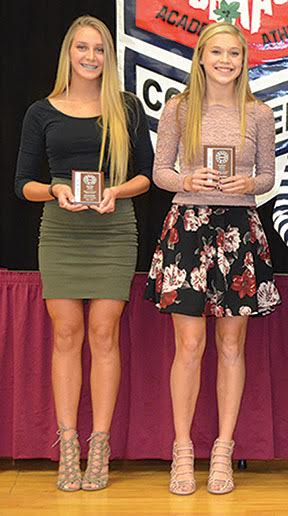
[49, 15, 129, 186]
[178, 22, 256, 163]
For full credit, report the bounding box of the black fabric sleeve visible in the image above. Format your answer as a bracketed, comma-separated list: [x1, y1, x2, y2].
[14, 102, 46, 200]
[126, 94, 154, 181]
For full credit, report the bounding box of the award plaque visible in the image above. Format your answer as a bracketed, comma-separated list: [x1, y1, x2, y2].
[72, 170, 104, 205]
[204, 145, 235, 178]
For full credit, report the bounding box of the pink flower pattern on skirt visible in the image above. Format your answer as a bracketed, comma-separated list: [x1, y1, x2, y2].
[247, 209, 272, 266]
[145, 205, 281, 317]
[190, 265, 207, 292]
[161, 204, 179, 240]
[149, 245, 164, 280]
[162, 264, 187, 293]
[184, 207, 212, 232]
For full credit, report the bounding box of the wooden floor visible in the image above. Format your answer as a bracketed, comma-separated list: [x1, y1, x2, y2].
[1, 459, 288, 515]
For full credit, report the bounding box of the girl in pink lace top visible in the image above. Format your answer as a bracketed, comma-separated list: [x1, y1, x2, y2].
[145, 22, 280, 496]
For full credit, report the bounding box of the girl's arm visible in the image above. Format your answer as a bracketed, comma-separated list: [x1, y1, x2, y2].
[152, 96, 186, 193]
[221, 103, 275, 195]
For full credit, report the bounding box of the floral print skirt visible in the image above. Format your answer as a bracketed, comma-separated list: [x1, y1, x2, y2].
[145, 204, 281, 317]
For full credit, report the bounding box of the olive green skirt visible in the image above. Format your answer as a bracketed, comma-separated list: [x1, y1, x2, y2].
[39, 187, 137, 300]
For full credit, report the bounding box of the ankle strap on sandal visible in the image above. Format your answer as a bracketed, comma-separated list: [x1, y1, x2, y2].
[52, 427, 78, 448]
[87, 431, 109, 443]
[211, 439, 235, 454]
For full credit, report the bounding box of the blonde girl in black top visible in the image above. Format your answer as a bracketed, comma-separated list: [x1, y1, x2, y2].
[15, 15, 153, 492]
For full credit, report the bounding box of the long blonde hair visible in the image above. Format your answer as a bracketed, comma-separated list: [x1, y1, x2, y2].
[178, 22, 256, 163]
[49, 15, 129, 186]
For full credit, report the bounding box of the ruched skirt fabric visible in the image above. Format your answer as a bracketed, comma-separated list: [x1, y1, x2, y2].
[145, 204, 281, 317]
[39, 192, 137, 300]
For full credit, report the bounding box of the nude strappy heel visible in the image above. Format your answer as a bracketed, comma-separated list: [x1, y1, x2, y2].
[208, 438, 235, 494]
[82, 431, 110, 491]
[53, 427, 82, 492]
[169, 440, 197, 495]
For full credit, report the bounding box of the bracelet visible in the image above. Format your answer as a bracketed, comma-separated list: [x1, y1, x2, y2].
[48, 184, 57, 199]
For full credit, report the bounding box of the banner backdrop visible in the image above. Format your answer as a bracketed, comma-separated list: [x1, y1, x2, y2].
[117, 0, 288, 206]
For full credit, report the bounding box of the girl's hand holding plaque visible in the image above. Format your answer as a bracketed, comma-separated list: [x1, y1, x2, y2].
[89, 187, 117, 214]
[71, 170, 118, 214]
[219, 174, 255, 194]
[51, 183, 89, 212]
[183, 167, 219, 193]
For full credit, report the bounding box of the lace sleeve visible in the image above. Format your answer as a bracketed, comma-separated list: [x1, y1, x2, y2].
[153, 97, 185, 193]
[254, 103, 275, 195]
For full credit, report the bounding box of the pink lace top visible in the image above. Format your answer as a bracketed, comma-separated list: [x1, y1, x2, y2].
[153, 96, 275, 206]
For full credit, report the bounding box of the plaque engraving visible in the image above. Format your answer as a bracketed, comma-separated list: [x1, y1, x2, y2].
[204, 145, 235, 178]
[72, 170, 104, 205]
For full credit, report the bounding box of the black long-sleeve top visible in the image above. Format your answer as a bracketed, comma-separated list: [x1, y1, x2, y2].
[15, 93, 153, 199]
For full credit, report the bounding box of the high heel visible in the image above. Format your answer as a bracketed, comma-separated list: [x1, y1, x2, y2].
[208, 438, 235, 494]
[53, 427, 82, 492]
[82, 431, 110, 491]
[169, 440, 196, 495]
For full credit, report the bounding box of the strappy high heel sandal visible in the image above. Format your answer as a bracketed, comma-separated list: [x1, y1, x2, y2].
[169, 440, 197, 495]
[208, 438, 235, 494]
[53, 427, 82, 492]
[82, 431, 110, 491]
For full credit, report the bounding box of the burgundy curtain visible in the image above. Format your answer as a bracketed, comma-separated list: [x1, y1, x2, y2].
[0, 271, 287, 460]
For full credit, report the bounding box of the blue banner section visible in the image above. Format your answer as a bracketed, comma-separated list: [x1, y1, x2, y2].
[249, 58, 288, 82]
[124, 47, 189, 132]
[249, 58, 288, 158]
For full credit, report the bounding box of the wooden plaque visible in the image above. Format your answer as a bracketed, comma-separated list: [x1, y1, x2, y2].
[204, 145, 235, 178]
[72, 170, 104, 205]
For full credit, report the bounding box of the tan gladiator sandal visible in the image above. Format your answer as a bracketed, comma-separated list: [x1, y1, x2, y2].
[169, 440, 197, 495]
[53, 427, 82, 492]
[208, 438, 235, 494]
[82, 431, 110, 491]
